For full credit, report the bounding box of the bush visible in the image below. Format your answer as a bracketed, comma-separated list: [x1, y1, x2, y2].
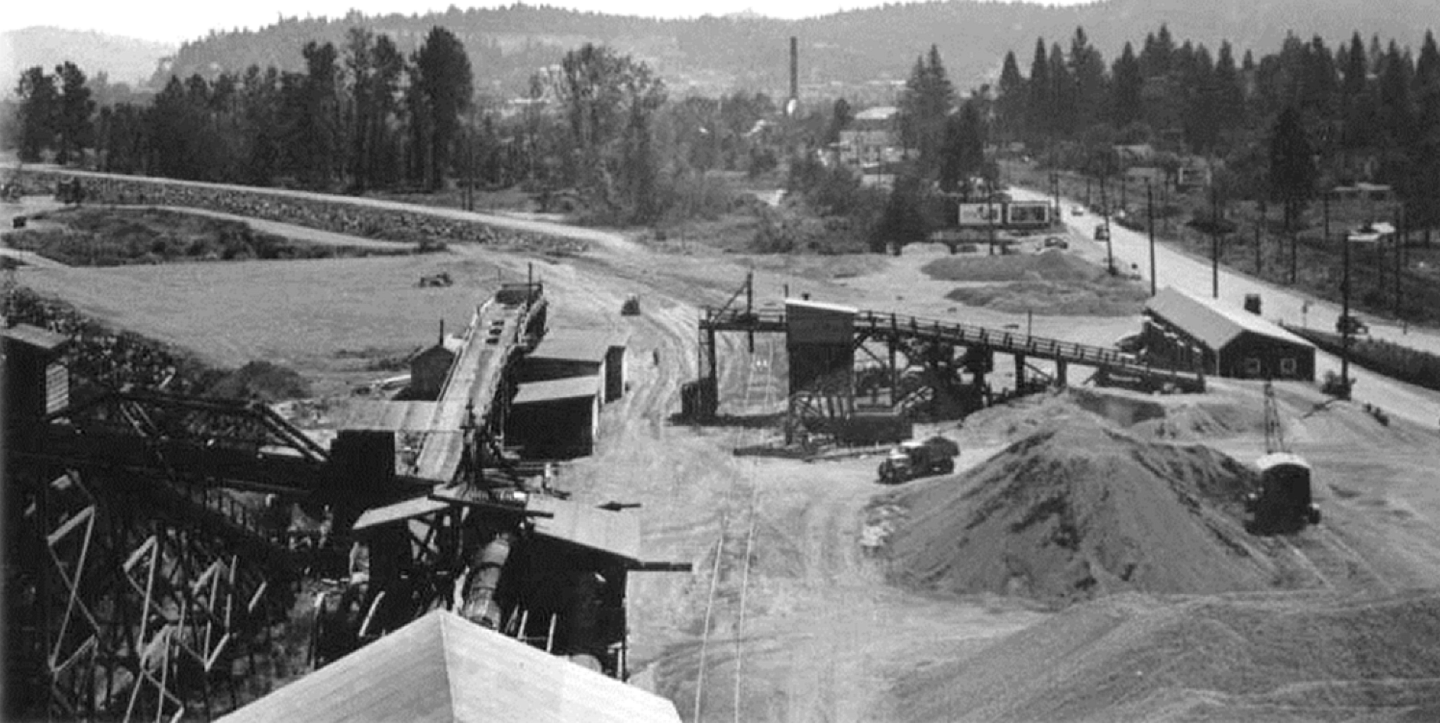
[1286, 324, 1440, 394]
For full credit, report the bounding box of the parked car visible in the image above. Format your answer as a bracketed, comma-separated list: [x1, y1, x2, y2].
[1094, 224, 1110, 241]
[1336, 315, 1369, 336]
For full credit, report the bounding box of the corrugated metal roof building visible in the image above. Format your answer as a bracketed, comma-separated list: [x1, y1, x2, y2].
[1143, 287, 1315, 381]
[507, 375, 601, 459]
[523, 329, 627, 404]
[219, 609, 681, 723]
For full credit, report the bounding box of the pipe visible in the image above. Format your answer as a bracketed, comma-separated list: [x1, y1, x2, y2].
[462, 531, 514, 629]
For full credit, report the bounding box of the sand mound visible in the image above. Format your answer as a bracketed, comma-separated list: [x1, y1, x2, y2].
[883, 419, 1278, 605]
[921, 249, 1101, 283]
[892, 590, 1440, 722]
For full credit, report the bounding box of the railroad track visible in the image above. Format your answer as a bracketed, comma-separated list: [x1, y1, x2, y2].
[694, 332, 782, 723]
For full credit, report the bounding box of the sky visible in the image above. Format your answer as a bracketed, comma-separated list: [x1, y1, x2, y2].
[2, 0, 1096, 44]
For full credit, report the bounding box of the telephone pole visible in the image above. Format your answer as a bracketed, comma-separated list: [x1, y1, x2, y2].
[1146, 177, 1156, 296]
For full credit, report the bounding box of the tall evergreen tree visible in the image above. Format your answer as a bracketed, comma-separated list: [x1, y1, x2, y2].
[1049, 42, 1073, 136]
[410, 27, 473, 190]
[1112, 42, 1144, 129]
[15, 66, 58, 162]
[1269, 106, 1317, 231]
[939, 100, 986, 195]
[1027, 39, 1051, 142]
[1069, 27, 1108, 131]
[996, 50, 1026, 139]
[1213, 42, 1245, 140]
[53, 62, 94, 165]
[898, 44, 955, 173]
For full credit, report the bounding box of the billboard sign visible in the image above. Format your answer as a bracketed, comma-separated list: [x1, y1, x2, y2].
[1005, 202, 1051, 227]
[957, 203, 1001, 227]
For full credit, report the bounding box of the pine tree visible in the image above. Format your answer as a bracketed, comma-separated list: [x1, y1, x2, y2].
[1269, 106, 1317, 231]
[411, 27, 473, 190]
[939, 100, 985, 195]
[53, 62, 95, 165]
[898, 44, 955, 173]
[15, 66, 58, 162]
[1112, 42, 1144, 129]
[1027, 39, 1050, 142]
[997, 50, 1026, 139]
[1069, 27, 1108, 132]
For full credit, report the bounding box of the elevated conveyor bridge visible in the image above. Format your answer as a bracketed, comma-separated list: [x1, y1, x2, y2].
[692, 283, 1204, 432]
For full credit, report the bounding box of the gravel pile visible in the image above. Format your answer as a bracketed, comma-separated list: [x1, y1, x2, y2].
[883, 417, 1278, 605]
[892, 590, 1440, 722]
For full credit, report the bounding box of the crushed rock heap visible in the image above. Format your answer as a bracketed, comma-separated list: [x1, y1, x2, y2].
[884, 417, 1281, 604]
[892, 590, 1440, 723]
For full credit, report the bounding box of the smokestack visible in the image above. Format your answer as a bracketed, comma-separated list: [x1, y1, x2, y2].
[789, 36, 799, 105]
[439, 319, 445, 345]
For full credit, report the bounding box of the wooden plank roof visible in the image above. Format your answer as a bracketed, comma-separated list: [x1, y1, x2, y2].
[219, 610, 681, 723]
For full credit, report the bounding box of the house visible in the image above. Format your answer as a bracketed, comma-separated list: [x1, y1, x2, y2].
[409, 331, 465, 400]
[837, 106, 903, 173]
[1142, 288, 1315, 381]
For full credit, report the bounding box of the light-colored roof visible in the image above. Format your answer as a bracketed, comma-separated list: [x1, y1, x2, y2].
[785, 298, 858, 315]
[1145, 287, 1314, 352]
[513, 376, 600, 405]
[353, 494, 454, 531]
[219, 610, 682, 723]
[529, 497, 643, 564]
[854, 105, 898, 121]
[529, 330, 618, 364]
[2, 324, 70, 352]
[1257, 452, 1311, 472]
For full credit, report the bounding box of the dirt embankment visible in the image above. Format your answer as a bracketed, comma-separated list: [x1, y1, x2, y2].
[880, 419, 1281, 605]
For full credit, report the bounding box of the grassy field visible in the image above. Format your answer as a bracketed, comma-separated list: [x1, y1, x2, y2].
[14, 251, 516, 395]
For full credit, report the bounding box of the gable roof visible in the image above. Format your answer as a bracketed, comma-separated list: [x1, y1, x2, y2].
[1145, 287, 1314, 352]
[220, 610, 681, 723]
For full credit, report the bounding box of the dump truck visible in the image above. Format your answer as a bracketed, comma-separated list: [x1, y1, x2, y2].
[877, 436, 959, 484]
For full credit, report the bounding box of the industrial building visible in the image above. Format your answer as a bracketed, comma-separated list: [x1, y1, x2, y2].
[1142, 287, 1316, 381]
[508, 375, 602, 458]
[521, 329, 627, 403]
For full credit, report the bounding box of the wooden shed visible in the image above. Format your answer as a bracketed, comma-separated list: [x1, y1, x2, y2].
[1143, 288, 1315, 381]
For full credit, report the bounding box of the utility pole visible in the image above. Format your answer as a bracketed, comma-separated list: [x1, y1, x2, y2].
[1255, 200, 1264, 275]
[1337, 191, 1352, 400]
[1146, 177, 1156, 296]
[1210, 183, 1220, 299]
[1100, 174, 1113, 272]
[1396, 203, 1405, 320]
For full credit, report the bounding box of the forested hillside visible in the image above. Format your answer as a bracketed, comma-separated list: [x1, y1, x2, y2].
[155, 0, 1438, 95]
